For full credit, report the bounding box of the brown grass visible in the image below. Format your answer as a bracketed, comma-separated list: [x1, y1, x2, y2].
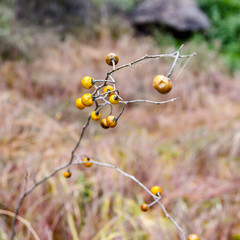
[0, 26, 240, 240]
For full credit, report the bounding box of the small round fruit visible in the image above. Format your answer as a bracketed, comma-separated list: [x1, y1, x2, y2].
[100, 118, 109, 129]
[106, 115, 117, 128]
[105, 53, 119, 66]
[188, 234, 199, 240]
[103, 86, 114, 96]
[141, 203, 148, 212]
[81, 76, 93, 89]
[109, 95, 119, 104]
[81, 93, 94, 107]
[150, 186, 162, 196]
[63, 171, 72, 178]
[91, 111, 101, 121]
[83, 157, 93, 168]
[153, 75, 172, 94]
[75, 98, 85, 110]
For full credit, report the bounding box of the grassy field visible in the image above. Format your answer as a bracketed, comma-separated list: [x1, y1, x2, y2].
[0, 25, 240, 240]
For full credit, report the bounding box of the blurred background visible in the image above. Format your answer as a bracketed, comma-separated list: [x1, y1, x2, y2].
[0, 0, 240, 239]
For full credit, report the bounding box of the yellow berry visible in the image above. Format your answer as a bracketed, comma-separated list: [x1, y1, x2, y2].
[150, 186, 162, 196]
[81, 93, 94, 107]
[83, 157, 93, 167]
[75, 98, 85, 110]
[188, 234, 199, 240]
[109, 95, 119, 104]
[91, 111, 101, 121]
[153, 75, 172, 94]
[63, 171, 72, 178]
[103, 86, 114, 96]
[81, 76, 93, 89]
[141, 203, 148, 212]
[100, 118, 109, 129]
[105, 53, 119, 66]
[106, 115, 117, 128]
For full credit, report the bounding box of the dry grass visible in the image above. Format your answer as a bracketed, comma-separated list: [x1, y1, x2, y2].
[0, 26, 240, 240]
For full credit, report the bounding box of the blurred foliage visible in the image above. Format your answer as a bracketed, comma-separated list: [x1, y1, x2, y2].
[1, 0, 240, 71]
[15, 0, 139, 27]
[0, 0, 31, 60]
[92, 0, 139, 12]
[197, 0, 240, 71]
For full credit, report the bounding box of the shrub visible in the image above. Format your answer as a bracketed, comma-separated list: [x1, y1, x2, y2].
[197, 0, 240, 71]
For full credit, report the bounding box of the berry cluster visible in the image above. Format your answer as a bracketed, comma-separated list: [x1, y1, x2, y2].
[74, 53, 174, 132]
[75, 54, 120, 129]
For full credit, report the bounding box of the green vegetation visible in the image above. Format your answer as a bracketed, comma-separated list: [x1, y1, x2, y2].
[154, 0, 240, 72]
[197, 0, 240, 71]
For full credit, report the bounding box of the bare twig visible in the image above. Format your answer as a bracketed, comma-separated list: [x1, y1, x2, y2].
[73, 158, 186, 240]
[121, 97, 179, 105]
[106, 46, 196, 77]
[157, 201, 186, 240]
[74, 158, 156, 197]
[10, 114, 92, 240]
[167, 51, 180, 78]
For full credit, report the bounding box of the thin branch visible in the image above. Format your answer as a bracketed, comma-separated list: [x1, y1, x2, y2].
[72, 158, 186, 238]
[173, 44, 184, 54]
[93, 80, 113, 83]
[115, 96, 126, 121]
[106, 48, 196, 77]
[95, 102, 108, 115]
[121, 97, 179, 105]
[167, 51, 180, 78]
[10, 114, 92, 240]
[73, 158, 158, 199]
[157, 201, 186, 240]
[148, 196, 162, 207]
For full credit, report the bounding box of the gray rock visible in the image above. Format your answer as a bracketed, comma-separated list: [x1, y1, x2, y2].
[131, 0, 209, 32]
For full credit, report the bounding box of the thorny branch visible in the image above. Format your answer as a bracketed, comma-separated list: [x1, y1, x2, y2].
[10, 45, 195, 240]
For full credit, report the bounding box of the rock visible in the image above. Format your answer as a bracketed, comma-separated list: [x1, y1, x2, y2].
[130, 0, 209, 32]
[16, 0, 93, 25]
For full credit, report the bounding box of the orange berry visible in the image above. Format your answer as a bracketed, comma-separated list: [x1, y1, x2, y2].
[153, 75, 172, 94]
[100, 118, 109, 129]
[105, 53, 119, 66]
[81, 93, 94, 107]
[63, 171, 72, 178]
[83, 157, 93, 168]
[109, 94, 119, 104]
[150, 186, 162, 196]
[91, 111, 101, 121]
[75, 98, 85, 110]
[81, 76, 93, 89]
[188, 234, 199, 240]
[106, 115, 117, 128]
[103, 86, 114, 96]
[141, 203, 148, 212]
